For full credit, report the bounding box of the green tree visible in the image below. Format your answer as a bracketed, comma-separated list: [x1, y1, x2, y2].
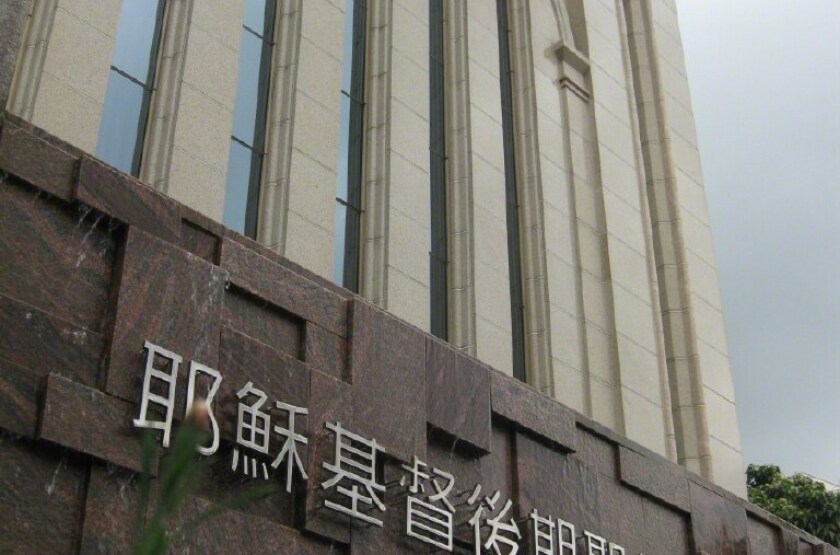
[747, 464, 840, 548]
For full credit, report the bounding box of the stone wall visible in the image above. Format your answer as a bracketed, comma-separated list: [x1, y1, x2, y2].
[0, 113, 834, 554]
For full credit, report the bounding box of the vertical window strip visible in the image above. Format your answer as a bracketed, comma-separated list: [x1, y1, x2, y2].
[334, 0, 367, 292]
[96, 0, 166, 176]
[496, 0, 527, 382]
[429, 0, 447, 339]
[224, 0, 277, 238]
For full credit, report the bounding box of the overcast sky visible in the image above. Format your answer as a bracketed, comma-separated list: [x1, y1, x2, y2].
[674, 1, 840, 484]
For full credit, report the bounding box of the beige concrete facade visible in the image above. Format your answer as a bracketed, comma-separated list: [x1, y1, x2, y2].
[4, 0, 746, 495]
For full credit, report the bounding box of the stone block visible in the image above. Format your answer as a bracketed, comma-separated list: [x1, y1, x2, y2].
[0, 357, 41, 437]
[0, 437, 87, 554]
[304, 369, 352, 544]
[179, 205, 223, 263]
[220, 237, 348, 337]
[105, 227, 225, 405]
[490, 370, 576, 452]
[0, 120, 78, 199]
[40, 373, 153, 474]
[222, 287, 303, 360]
[349, 300, 426, 462]
[425, 337, 491, 453]
[619, 445, 690, 512]
[571, 426, 618, 478]
[515, 431, 600, 533]
[0, 293, 104, 388]
[642, 498, 692, 555]
[748, 516, 785, 555]
[305, 322, 347, 382]
[689, 481, 749, 555]
[0, 177, 115, 331]
[217, 326, 310, 446]
[79, 464, 141, 554]
[166, 495, 340, 553]
[76, 157, 181, 243]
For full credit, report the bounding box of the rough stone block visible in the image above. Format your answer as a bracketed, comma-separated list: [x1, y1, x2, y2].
[0, 293, 104, 387]
[516, 431, 600, 532]
[76, 157, 181, 243]
[166, 496, 341, 553]
[689, 481, 749, 555]
[425, 337, 491, 453]
[490, 370, 576, 452]
[349, 300, 426, 462]
[220, 237, 348, 337]
[305, 321, 347, 381]
[619, 445, 690, 512]
[79, 464, 141, 554]
[482, 424, 516, 502]
[217, 325, 310, 446]
[0, 120, 78, 199]
[180, 221, 219, 264]
[0, 177, 115, 331]
[225, 230, 352, 300]
[572, 426, 618, 478]
[105, 227, 225, 406]
[748, 516, 785, 555]
[642, 498, 692, 555]
[40, 373, 154, 474]
[179, 205, 223, 263]
[304, 369, 352, 544]
[222, 287, 303, 360]
[0, 357, 41, 437]
[0, 437, 87, 554]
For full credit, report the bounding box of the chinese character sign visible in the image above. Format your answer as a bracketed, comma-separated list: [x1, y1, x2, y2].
[320, 421, 387, 526]
[131, 340, 641, 554]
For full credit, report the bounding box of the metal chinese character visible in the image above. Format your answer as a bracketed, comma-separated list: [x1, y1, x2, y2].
[407, 497, 453, 551]
[185, 361, 222, 455]
[400, 457, 457, 551]
[321, 421, 386, 526]
[584, 531, 608, 555]
[133, 341, 181, 448]
[232, 381, 271, 479]
[557, 518, 577, 555]
[467, 487, 522, 555]
[529, 509, 556, 555]
[270, 401, 309, 492]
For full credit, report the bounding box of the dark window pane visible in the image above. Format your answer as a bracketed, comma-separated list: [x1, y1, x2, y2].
[496, 0, 526, 382]
[334, 0, 365, 292]
[231, 31, 267, 146]
[333, 203, 348, 284]
[111, 0, 164, 84]
[223, 141, 258, 234]
[96, 71, 147, 174]
[335, 93, 352, 201]
[429, 0, 447, 340]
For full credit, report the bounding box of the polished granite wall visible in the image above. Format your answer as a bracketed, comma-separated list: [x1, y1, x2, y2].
[0, 113, 834, 554]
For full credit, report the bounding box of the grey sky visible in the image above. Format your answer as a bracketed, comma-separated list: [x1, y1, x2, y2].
[675, 1, 840, 484]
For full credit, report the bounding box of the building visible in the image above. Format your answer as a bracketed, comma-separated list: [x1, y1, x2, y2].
[1, 0, 744, 498]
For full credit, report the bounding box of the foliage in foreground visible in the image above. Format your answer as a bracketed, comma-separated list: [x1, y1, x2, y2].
[133, 407, 277, 555]
[747, 464, 840, 548]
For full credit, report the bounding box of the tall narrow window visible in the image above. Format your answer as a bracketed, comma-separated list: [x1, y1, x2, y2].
[96, 0, 166, 176]
[223, 0, 277, 237]
[429, 0, 447, 339]
[497, 0, 526, 382]
[333, 0, 367, 292]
